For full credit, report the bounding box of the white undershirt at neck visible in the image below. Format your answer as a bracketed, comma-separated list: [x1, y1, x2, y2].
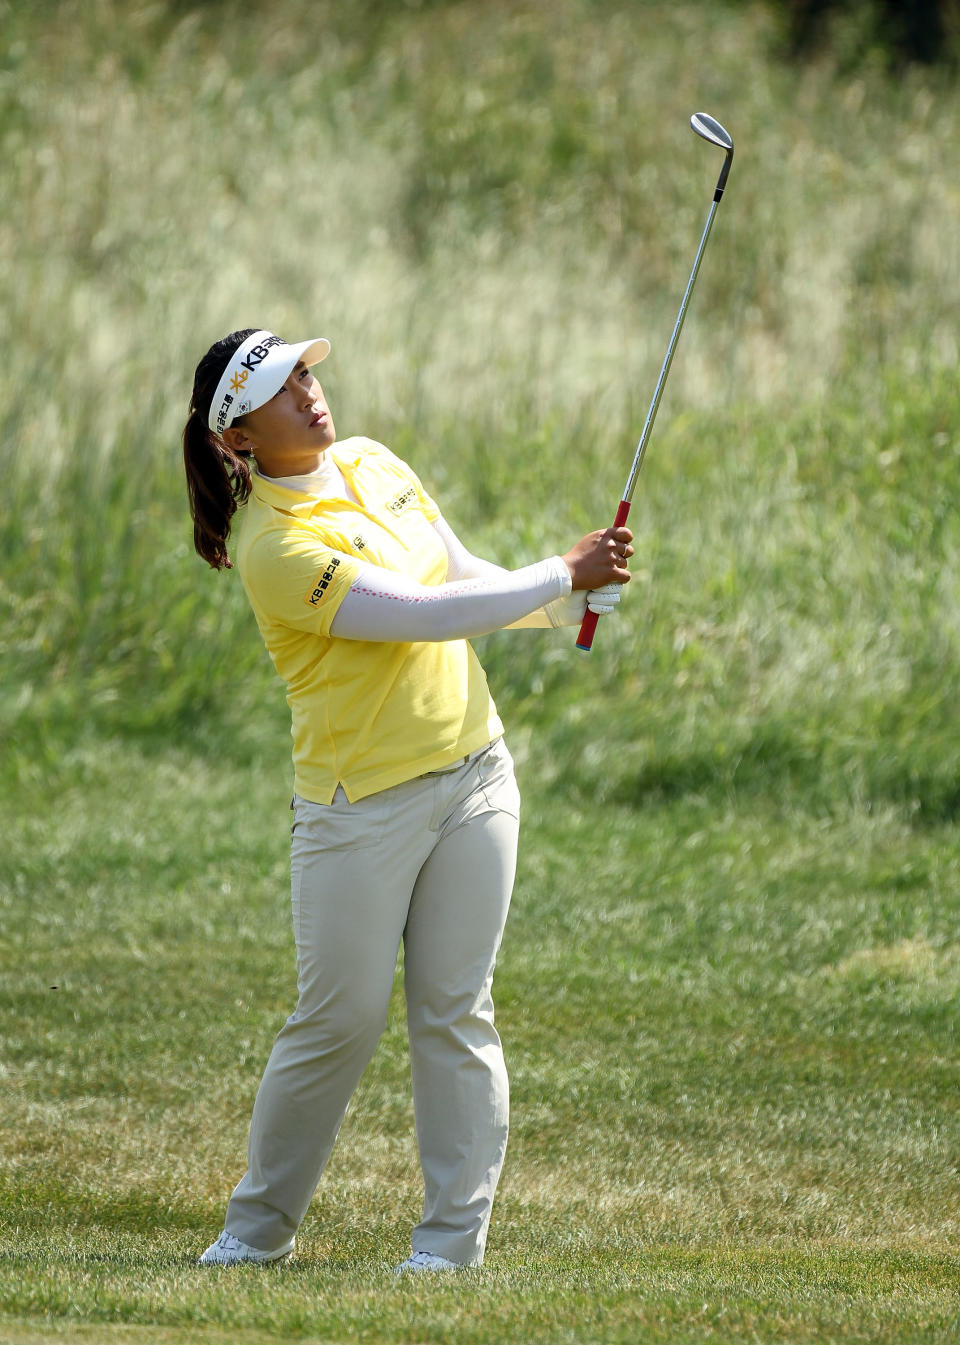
[259, 453, 359, 504]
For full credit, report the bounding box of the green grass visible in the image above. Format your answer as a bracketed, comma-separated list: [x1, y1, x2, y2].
[2, 743, 959, 1340]
[3, 0, 960, 1339]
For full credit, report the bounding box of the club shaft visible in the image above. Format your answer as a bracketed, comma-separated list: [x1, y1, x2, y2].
[576, 137, 732, 654]
[621, 194, 720, 504]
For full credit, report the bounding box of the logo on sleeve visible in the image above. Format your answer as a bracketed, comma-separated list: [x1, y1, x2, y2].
[305, 556, 341, 607]
[386, 486, 417, 515]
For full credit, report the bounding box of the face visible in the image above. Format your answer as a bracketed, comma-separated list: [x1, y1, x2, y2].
[223, 362, 336, 477]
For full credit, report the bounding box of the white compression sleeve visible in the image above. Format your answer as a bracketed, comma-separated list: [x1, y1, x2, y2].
[329, 554, 572, 642]
[432, 515, 585, 629]
[433, 516, 507, 582]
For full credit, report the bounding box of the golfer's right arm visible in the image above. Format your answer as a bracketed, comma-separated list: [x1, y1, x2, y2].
[329, 527, 631, 643]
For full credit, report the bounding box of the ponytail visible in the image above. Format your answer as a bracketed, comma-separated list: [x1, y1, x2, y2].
[182, 328, 258, 571]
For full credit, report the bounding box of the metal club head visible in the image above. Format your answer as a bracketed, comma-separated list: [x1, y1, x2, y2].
[690, 112, 734, 199]
[690, 112, 733, 153]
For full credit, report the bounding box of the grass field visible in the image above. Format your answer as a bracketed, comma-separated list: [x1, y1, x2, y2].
[2, 1, 960, 1340]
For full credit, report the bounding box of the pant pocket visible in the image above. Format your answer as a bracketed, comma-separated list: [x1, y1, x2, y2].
[476, 739, 521, 819]
[291, 788, 389, 853]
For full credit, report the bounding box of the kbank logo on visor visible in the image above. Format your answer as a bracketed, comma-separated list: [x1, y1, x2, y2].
[209, 333, 286, 436]
[206, 330, 331, 437]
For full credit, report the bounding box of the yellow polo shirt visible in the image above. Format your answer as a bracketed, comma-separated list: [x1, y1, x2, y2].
[234, 437, 503, 803]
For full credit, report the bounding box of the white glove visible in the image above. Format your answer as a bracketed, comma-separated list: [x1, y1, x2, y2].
[585, 582, 624, 616]
[542, 583, 624, 628]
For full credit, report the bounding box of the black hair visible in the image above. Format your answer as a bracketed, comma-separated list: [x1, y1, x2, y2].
[182, 328, 260, 570]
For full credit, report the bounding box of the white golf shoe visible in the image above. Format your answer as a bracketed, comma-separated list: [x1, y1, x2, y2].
[198, 1231, 295, 1265]
[394, 1250, 461, 1275]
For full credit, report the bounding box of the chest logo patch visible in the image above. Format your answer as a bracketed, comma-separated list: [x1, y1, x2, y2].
[385, 486, 418, 515]
[305, 556, 341, 607]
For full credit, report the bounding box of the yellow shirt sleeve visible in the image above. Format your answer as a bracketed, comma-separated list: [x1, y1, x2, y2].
[241, 528, 360, 638]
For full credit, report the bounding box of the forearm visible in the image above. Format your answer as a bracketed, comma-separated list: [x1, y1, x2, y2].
[433, 515, 572, 628]
[429, 515, 624, 630]
[329, 556, 572, 642]
[434, 516, 508, 582]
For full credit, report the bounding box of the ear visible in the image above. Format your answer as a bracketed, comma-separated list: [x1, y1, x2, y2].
[222, 424, 254, 454]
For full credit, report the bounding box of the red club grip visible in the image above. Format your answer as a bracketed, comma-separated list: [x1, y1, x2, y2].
[575, 499, 632, 652]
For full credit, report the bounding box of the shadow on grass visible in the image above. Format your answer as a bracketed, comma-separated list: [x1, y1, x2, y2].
[600, 710, 960, 826]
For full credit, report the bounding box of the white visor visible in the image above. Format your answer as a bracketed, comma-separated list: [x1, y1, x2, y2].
[208, 329, 331, 436]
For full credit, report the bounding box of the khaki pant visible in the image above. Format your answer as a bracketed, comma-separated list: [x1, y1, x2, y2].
[224, 737, 520, 1265]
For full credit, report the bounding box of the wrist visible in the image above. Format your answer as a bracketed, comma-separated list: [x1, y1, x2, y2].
[555, 554, 576, 591]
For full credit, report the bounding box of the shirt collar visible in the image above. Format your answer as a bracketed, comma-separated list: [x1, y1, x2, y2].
[250, 443, 361, 514]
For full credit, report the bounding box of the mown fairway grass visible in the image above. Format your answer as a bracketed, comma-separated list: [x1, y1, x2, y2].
[2, 743, 959, 1342]
[2, 0, 960, 1340]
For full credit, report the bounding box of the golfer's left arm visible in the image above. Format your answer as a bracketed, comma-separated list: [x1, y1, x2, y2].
[433, 516, 623, 627]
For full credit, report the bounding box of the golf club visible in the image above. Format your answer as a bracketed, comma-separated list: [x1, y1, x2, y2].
[576, 112, 734, 652]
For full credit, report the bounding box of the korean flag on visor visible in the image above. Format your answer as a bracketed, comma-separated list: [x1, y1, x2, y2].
[208, 331, 331, 436]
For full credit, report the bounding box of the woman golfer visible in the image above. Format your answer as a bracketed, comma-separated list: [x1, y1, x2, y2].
[182, 328, 631, 1272]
